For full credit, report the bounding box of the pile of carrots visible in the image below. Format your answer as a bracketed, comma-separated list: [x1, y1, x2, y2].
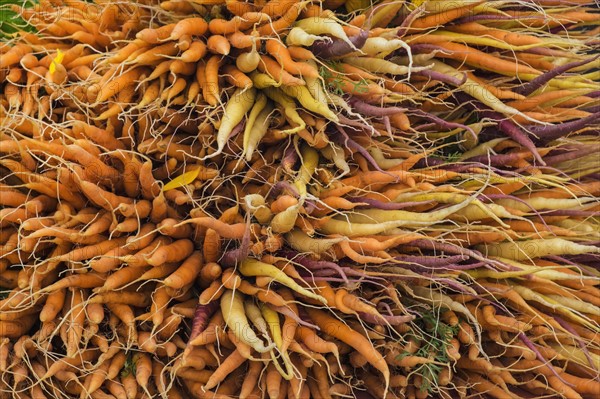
[1, 0, 599, 398]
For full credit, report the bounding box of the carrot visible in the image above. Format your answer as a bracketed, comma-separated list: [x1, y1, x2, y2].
[107, 303, 137, 343]
[200, 263, 222, 286]
[181, 40, 207, 62]
[121, 371, 138, 399]
[196, 60, 217, 104]
[432, 41, 540, 77]
[198, 279, 225, 305]
[146, 238, 194, 266]
[169, 60, 197, 76]
[257, 1, 308, 35]
[209, 13, 268, 35]
[306, 308, 390, 391]
[162, 251, 202, 289]
[65, 288, 86, 356]
[265, 39, 319, 79]
[225, 0, 255, 15]
[240, 259, 325, 303]
[207, 34, 231, 55]
[221, 290, 274, 353]
[39, 287, 66, 322]
[134, 352, 152, 397]
[106, 380, 128, 399]
[42, 349, 98, 379]
[41, 272, 107, 293]
[261, 0, 295, 17]
[239, 360, 263, 399]
[97, 265, 151, 293]
[136, 23, 176, 43]
[0, 44, 32, 68]
[169, 18, 209, 40]
[204, 86, 256, 159]
[243, 101, 273, 161]
[93, 68, 146, 104]
[229, 32, 256, 56]
[82, 359, 110, 398]
[202, 228, 221, 264]
[265, 362, 283, 399]
[222, 64, 253, 89]
[150, 285, 171, 328]
[294, 325, 339, 361]
[408, 3, 482, 32]
[258, 55, 305, 86]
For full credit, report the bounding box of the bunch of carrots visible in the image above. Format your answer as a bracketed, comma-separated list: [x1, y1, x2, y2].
[1, 0, 599, 398]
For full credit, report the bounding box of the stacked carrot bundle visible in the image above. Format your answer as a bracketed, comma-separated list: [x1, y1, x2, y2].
[1, 0, 599, 398]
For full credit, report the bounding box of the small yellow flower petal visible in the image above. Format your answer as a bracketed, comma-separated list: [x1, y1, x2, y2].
[49, 49, 64, 75]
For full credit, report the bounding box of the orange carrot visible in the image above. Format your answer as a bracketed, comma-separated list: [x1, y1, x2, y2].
[258, 55, 305, 86]
[257, 1, 307, 35]
[181, 40, 207, 62]
[265, 39, 319, 78]
[169, 18, 209, 40]
[306, 308, 389, 390]
[207, 34, 231, 55]
[222, 64, 253, 89]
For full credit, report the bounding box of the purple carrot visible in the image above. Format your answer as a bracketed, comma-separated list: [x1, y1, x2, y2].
[310, 29, 368, 59]
[348, 196, 435, 210]
[269, 305, 320, 330]
[382, 115, 392, 136]
[281, 144, 298, 173]
[409, 108, 476, 139]
[497, 119, 545, 166]
[334, 125, 389, 174]
[308, 269, 337, 277]
[583, 104, 600, 114]
[406, 239, 485, 260]
[455, 14, 522, 24]
[413, 157, 446, 168]
[349, 98, 407, 116]
[415, 122, 438, 131]
[449, 93, 542, 166]
[414, 69, 467, 86]
[397, 4, 425, 38]
[220, 218, 251, 267]
[515, 55, 600, 96]
[229, 120, 245, 139]
[378, 301, 394, 316]
[464, 151, 529, 166]
[529, 112, 600, 143]
[405, 239, 515, 271]
[587, 90, 600, 99]
[309, 267, 381, 282]
[544, 255, 599, 277]
[270, 180, 299, 198]
[521, 46, 582, 57]
[518, 332, 575, 388]
[309, 277, 366, 283]
[282, 251, 350, 284]
[338, 115, 379, 136]
[188, 300, 219, 343]
[534, 145, 600, 166]
[562, 254, 600, 265]
[396, 261, 487, 271]
[409, 43, 447, 55]
[358, 312, 415, 326]
[432, 277, 483, 296]
[394, 254, 469, 267]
